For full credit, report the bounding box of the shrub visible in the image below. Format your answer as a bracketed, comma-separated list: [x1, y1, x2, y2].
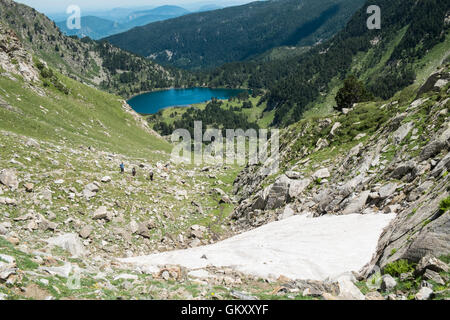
[335, 75, 373, 111]
[439, 196, 450, 214]
[383, 259, 415, 277]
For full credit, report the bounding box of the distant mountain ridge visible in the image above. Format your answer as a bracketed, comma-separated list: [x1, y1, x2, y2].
[105, 0, 367, 70]
[56, 5, 190, 40]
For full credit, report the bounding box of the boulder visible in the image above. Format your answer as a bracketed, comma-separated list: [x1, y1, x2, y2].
[101, 176, 111, 183]
[315, 190, 334, 214]
[415, 254, 449, 275]
[92, 206, 110, 221]
[46, 233, 86, 257]
[24, 183, 34, 192]
[137, 223, 151, 238]
[378, 183, 398, 200]
[265, 176, 290, 210]
[190, 225, 207, 239]
[390, 161, 417, 180]
[279, 205, 295, 220]
[431, 152, 450, 177]
[336, 276, 365, 300]
[38, 216, 57, 231]
[0, 169, 19, 190]
[342, 191, 370, 215]
[285, 171, 302, 180]
[83, 182, 100, 199]
[380, 274, 397, 291]
[79, 225, 93, 239]
[419, 140, 447, 161]
[423, 269, 445, 286]
[289, 178, 311, 199]
[392, 122, 414, 143]
[312, 168, 330, 180]
[214, 188, 232, 204]
[415, 287, 433, 300]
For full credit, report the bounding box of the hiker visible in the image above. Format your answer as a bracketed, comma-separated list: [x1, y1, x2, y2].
[120, 163, 124, 174]
[149, 171, 154, 181]
[132, 167, 137, 177]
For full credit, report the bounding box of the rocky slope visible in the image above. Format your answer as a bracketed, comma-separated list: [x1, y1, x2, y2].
[0, 23, 247, 300]
[226, 64, 450, 299]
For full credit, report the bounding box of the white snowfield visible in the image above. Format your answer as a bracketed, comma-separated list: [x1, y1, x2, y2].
[121, 213, 395, 281]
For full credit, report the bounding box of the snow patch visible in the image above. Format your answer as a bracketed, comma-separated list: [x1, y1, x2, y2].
[121, 214, 394, 281]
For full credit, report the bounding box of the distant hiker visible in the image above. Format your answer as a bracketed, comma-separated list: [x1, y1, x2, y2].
[149, 171, 154, 181]
[120, 163, 125, 174]
[132, 167, 137, 177]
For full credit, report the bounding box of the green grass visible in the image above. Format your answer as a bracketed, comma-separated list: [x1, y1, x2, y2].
[147, 95, 274, 131]
[0, 237, 39, 271]
[0, 68, 171, 158]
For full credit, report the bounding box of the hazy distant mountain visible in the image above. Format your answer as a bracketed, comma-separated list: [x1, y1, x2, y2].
[57, 16, 125, 40]
[197, 4, 224, 12]
[127, 5, 190, 18]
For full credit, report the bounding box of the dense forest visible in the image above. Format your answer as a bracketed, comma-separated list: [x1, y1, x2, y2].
[106, 0, 366, 70]
[151, 99, 259, 137]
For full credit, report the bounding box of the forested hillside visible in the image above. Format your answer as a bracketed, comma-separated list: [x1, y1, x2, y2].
[106, 0, 366, 70]
[0, 0, 193, 98]
[200, 0, 450, 126]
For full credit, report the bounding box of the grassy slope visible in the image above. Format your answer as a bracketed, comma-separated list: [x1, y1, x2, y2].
[302, 32, 450, 121]
[148, 96, 275, 130]
[0, 69, 171, 159]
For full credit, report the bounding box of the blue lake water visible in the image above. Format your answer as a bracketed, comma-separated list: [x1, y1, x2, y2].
[127, 87, 246, 114]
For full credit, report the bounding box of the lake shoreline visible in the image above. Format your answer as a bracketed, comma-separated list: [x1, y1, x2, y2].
[126, 85, 249, 101]
[127, 87, 249, 115]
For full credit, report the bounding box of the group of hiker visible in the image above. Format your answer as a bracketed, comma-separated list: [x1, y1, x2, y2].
[120, 162, 154, 181]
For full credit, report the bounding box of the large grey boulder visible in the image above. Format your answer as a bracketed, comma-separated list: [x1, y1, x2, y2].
[415, 254, 449, 275]
[79, 225, 93, 239]
[92, 206, 111, 221]
[431, 152, 450, 177]
[265, 176, 290, 210]
[314, 189, 334, 214]
[390, 161, 417, 180]
[83, 182, 100, 199]
[342, 191, 370, 215]
[392, 122, 414, 143]
[378, 183, 398, 200]
[420, 140, 447, 161]
[336, 275, 365, 300]
[361, 190, 450, 277]
[289, 178, 311, 199]
[423, 269, 445, 285]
